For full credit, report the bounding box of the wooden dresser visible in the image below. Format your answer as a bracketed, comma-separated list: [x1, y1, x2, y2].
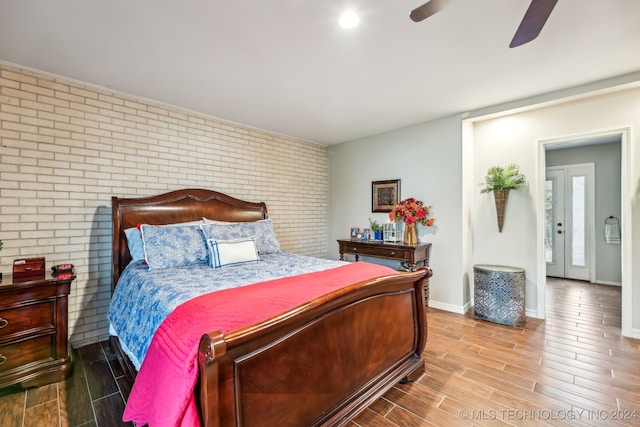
[337, 239, 432, 306]
[0, 271, 74, 389]
[337, 239, 431, 270]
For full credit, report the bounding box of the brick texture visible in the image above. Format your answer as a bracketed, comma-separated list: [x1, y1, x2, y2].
[0, 63, 329, 347]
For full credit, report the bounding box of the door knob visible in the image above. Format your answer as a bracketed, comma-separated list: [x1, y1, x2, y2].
[557, 222, 562, 227]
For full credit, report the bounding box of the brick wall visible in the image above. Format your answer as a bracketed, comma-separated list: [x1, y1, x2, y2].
[0, 63, 329, 347]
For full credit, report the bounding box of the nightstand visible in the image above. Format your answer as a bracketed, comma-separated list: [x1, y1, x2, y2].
[0, 271, 74, 389]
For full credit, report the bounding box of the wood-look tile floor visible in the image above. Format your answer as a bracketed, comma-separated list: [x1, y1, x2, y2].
[1, 278, 638, 426]
[351, 278, 640, 426]
[0, 339, 132, 427]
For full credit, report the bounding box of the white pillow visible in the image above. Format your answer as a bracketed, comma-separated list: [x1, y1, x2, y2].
[207, 236, 260, 268]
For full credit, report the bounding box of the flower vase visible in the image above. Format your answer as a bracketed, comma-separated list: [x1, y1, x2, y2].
[403, 223, 417, 245]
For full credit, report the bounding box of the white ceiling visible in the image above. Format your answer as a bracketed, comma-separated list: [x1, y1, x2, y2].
[1, 1, 640, 145]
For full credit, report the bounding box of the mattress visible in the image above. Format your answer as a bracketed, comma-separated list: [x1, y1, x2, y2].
[107, 252, 346, 368]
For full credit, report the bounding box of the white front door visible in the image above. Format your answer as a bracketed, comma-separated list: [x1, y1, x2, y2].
[545, 164, 595, 281]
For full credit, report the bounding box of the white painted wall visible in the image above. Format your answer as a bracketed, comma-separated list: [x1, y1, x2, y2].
[328, 115, 468, 313]
[471, 114, 544, 313]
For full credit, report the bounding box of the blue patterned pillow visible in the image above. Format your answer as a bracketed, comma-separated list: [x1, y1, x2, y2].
[140, 224, 208, 269]
[124, 227, 145, 261]
[200, 219, 280, 255]
[207, 237, 260, 268]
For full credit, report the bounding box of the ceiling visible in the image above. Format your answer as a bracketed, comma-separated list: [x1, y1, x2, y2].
[1, 1, 640, 145]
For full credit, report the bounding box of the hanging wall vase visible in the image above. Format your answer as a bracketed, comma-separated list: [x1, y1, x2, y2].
[481, 164, 527, 233]
[493, 190, 509, 233]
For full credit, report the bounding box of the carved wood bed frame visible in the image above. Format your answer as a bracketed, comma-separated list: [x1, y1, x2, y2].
[110, 188, 430, 427]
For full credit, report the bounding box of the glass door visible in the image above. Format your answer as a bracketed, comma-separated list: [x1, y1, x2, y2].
[545, 169, 564, 277]
[545, 164, 594, 280]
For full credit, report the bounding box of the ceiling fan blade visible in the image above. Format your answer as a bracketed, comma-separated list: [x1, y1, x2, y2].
[410, 0, 457, 23]
[509, 0, 558, 48]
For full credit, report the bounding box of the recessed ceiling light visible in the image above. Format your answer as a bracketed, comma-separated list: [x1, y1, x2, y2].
[339, 10, 360, 29]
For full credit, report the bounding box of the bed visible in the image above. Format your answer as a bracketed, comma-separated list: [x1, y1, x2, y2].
[108, 188, 431, 427]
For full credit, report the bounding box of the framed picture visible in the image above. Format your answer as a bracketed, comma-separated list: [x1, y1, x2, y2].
[372, 179, 400, 212]
[362, 228, 370, 240]
[350, 227, 360, 238]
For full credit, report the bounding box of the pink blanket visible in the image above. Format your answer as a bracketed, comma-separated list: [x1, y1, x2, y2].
[122, 262, 396, 427]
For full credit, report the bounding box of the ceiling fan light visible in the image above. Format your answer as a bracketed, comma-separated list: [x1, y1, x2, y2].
[339, 11, 360, 29]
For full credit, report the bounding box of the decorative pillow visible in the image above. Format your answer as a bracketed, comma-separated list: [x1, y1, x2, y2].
[140, 223, 208, 270]
[207, 236, 260, 268]
[125, 220, 204, 262]
[124, 227, 145, 261]
[200, 219, 280, 255]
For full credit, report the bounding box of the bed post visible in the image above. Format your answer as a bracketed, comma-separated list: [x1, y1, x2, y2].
[198, 331, 227, 427]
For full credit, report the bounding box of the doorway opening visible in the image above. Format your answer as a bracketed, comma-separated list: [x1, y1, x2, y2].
[537, 128, 630, 336]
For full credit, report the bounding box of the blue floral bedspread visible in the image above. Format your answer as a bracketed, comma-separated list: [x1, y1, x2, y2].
[107, 252, 346, 369]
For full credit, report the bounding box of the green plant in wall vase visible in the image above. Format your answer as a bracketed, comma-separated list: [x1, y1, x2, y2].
[481, 164, 527, 232]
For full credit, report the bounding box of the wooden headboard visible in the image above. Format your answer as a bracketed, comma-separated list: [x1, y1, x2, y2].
[111, 188, 267, 290]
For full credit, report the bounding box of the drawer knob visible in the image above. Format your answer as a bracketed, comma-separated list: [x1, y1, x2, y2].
[0, 354, 6, 365]
[352, 248, 357, 252]
[0, 317, 7, 329]
[390, 251, 395, 256]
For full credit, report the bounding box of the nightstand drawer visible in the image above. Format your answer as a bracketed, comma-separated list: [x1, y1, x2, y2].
[0, 334, 55, 372]
[0, 285, 57, 306]
[0, 301, 55, 339]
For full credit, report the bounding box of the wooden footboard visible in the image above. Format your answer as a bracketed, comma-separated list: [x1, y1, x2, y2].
[197, 268, 429, 427]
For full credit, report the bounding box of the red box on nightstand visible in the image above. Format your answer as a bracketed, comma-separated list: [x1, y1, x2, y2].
[13, 257, 46, 279]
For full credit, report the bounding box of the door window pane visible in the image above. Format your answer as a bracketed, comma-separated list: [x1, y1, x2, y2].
[571, 176, 585, 267]
[545, 179, 553, 263]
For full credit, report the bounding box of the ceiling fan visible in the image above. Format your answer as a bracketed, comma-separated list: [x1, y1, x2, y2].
[410, 0, 558, 48]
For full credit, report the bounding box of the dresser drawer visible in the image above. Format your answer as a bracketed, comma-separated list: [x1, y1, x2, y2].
[368, 247, 410, 260]
[0, 285, 57, 306]
[0, 301, 55, 339]
[343, 244, 409, 260]
[0, 334, 55, 372]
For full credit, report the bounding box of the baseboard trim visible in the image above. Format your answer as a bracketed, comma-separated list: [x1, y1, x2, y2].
[593, 280, 622, 286]
[428, 300, 468, 314]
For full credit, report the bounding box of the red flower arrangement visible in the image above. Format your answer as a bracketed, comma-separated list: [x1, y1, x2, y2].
[389, 197, 435, 227]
